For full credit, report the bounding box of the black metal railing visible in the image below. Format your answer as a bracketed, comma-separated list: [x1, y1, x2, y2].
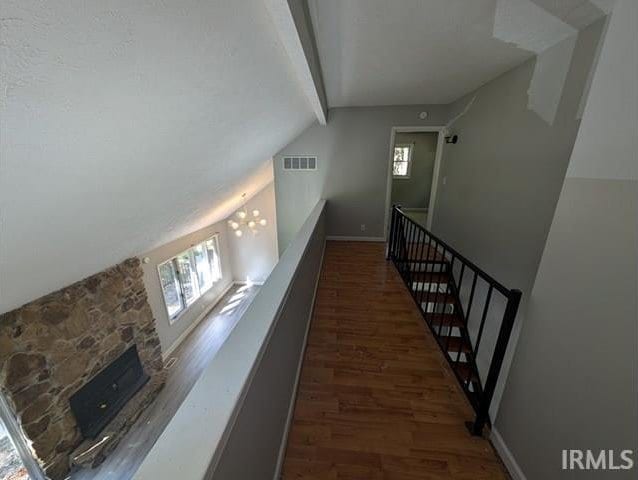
[387, 205, 522, 436]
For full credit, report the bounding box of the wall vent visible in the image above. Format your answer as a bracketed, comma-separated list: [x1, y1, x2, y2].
[283, 156, 317, 171]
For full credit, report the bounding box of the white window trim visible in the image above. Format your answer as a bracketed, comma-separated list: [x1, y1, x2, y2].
[392, 143, 414, 179]
[157, 234, 222, 324]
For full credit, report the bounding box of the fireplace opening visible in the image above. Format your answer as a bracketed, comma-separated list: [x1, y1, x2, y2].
[69, 345, 149, 439]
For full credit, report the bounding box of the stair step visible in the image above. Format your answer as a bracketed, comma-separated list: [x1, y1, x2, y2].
[405, 244, 445, 262]
[410, 272, 450, 283]
[455, 363, 479, 385]
[428, 313, 464, 329]
[441, 336, 472, 354]
[420, 291, 456, 305]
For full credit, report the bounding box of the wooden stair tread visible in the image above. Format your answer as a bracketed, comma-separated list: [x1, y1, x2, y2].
[410, 272, 450, 283]
[428, 313, 464, 328]
[455, 363, 479, 384]
[442, 336, 472, 354]
[420, 291, 456, 304]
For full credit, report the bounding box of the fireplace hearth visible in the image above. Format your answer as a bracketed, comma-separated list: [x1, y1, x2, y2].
[70, 345, 149, 439]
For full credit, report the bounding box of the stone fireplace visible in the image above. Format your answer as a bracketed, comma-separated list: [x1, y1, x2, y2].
[0, 258, 166, 479]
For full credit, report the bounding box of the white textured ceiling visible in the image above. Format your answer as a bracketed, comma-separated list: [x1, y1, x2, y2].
[308, 0, 609, 106]
[0, 0, 315, 313]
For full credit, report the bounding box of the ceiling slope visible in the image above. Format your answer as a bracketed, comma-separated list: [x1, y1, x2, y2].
[0, 0, 315, 313]
[308, 0, 609, 107]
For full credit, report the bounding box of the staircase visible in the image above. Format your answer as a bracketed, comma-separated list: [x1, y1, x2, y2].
[388, 206, 522, 436]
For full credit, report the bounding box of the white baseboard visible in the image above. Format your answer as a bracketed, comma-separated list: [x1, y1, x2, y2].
[491, 427, 527, 480]
[272, 239, 326, 480]
[326, 235, 385, 242]
[162, 281, 235, 361]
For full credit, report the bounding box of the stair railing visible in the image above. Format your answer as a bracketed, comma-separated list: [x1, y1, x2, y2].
[387, 205, 522, 436]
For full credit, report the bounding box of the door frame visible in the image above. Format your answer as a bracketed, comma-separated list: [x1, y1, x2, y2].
[383, 126, 446, 238]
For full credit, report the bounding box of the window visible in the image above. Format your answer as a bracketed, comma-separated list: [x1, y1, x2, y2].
[158, 235, 223, 321]
[392, 144, 413, 178]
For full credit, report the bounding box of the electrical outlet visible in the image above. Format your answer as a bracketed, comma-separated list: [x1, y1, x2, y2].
[442, 176, 447, 186]
[360, 224, 366, 232]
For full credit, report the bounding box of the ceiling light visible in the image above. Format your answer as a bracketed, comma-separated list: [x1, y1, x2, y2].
[259, 219, 267, 226]
[234, 229, 243, 237]
[252, 209, 260, 217]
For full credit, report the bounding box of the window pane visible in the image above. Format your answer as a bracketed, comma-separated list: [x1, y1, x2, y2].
[0, 420, 30, 480]
[176, 252, 200, 307]
[206, 238, 222, 282]
[393, 161, 408, 176]
[393, 146, 411, 176]
[193, 243, 213, 293]
[158, 261, 183, 317]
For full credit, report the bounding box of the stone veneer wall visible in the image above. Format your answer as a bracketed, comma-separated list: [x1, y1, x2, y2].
[0, 258, 165, 479]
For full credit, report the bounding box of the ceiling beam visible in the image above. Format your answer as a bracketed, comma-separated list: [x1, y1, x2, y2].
[265, 0, 328, 125]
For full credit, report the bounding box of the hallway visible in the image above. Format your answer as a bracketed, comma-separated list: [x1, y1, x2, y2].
[281, 241, 508, 479]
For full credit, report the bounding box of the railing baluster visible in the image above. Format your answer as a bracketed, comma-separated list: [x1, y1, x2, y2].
[474, 285, 493, 357]
[420, 234, 434, 312]
[465, 271, 478, 326]
[388, 207, 522, 433]
[444, 255, 456, 351]
[437, 243, 447, 337]
[469, 290, 522, 435]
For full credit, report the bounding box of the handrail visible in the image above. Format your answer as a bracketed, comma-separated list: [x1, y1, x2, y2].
[133, 200, 327, 479]
[389, 207, 511, 296]
[388, 205, 521, 436]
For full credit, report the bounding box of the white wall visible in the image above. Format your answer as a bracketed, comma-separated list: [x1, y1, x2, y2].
[140, 221, 233, 356]
[227, 182, 279, 284]
[0, 0, 315, 315]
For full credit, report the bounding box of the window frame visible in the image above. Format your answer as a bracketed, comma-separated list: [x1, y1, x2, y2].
[157, 234, 222, 323]
[392, 143, 414, 179]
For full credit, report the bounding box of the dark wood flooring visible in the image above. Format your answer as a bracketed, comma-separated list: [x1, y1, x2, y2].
[281, 242, 508, 479]
[71, 284, 259, 480]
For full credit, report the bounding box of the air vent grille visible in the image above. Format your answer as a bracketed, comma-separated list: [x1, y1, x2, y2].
[283, 156, 317, 171]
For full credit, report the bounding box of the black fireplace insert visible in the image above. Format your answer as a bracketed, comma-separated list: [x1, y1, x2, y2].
[69, 345, 149, 439]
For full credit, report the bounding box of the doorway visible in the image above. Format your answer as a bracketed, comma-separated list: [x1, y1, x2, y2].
[383, 126, 445, 236]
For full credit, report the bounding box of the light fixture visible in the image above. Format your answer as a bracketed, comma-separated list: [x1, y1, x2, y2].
[229, 193, 268, 238]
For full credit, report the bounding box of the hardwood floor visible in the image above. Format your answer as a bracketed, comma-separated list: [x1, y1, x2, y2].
[281, 242, 508, 480]
[72, 284, 259, 480]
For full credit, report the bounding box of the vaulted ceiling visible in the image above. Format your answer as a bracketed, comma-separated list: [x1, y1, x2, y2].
[308, 0, 610, 106]
[0, 0, 315, 313]
[0, 0, 611, 313]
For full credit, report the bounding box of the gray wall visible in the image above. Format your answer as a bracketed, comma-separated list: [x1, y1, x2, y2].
[210, 205, 326, 479]
[141, 220, 234, 355]
[274, 105, 449, 252]
[496, 1, 637, 478]
[429, 19, 605, 415]
[391, 132, 437, 208]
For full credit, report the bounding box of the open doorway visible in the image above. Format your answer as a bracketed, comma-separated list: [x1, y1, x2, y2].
[383, 126, 445, 236]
